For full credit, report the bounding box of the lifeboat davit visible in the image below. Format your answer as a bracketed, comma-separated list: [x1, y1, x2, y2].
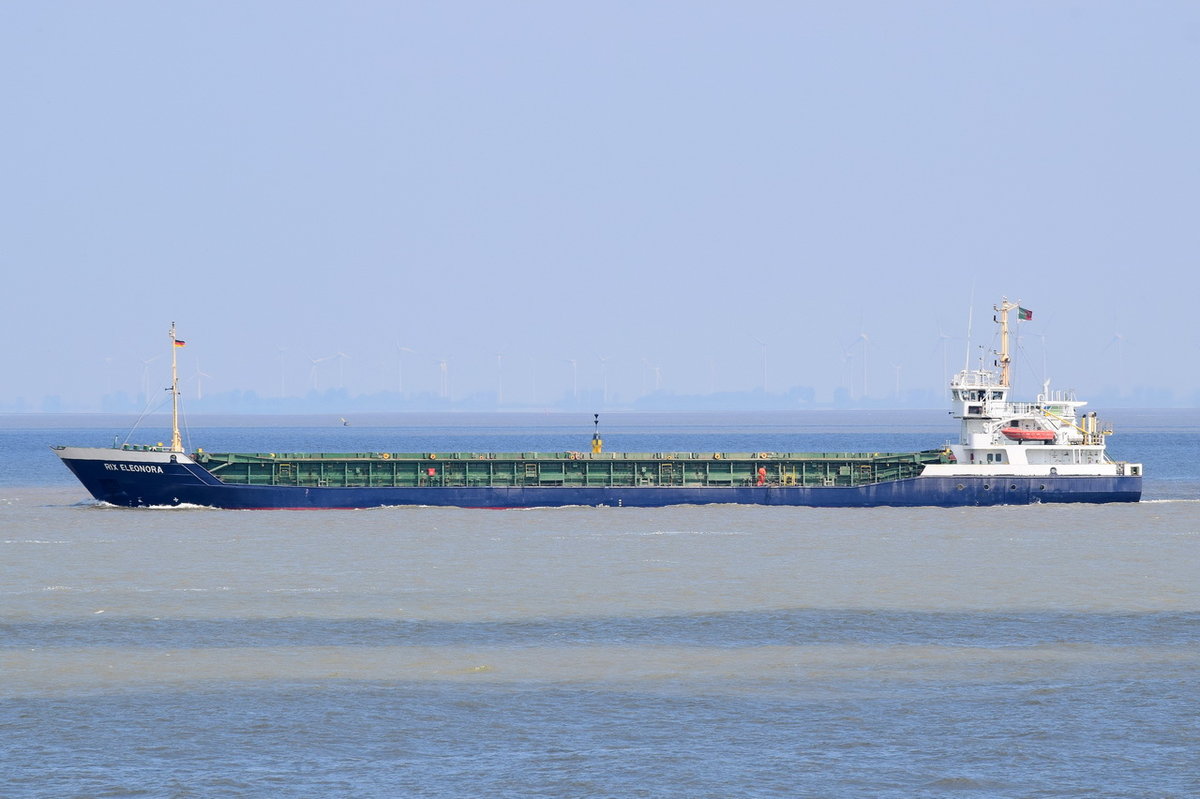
[1002, 428, 1055, 441]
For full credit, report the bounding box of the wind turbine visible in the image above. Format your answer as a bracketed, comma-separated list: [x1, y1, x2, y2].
[1034, 333, 1049, 387]
[333, 352, 351, 390]
[528, 354, 537, 405]
[838, 339, 856, 396]
[844, 330, 869, 399]
[100, 356, 116, 398]
[935, 324, 956, 387]
[395, 343, 413, 395]
[598, 355, 611, 405]
[140, 354, 161, 402]
[856, 330, 869, 399]
[495, 352, 504, 405]
[750, 336, 767, 392]
[194, 361, 212, 401]
[565, 358, 578, 403]
[308, 354, 334, 392]
[1103, 330, 1126, 396]
[277, 347, 288, 397]
[437, 357, 449, 399]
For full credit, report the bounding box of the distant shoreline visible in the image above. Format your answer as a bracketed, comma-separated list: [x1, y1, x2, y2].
[2, 407, 1192, 431]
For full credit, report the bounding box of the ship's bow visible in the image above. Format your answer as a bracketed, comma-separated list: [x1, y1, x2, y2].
[54, 446, 215, 507]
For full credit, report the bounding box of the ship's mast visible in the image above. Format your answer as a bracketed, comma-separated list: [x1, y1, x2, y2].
[169, 322, 183, 453]
[994, 299, 1019, 387]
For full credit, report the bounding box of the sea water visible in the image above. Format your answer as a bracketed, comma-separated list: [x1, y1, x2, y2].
[2, 410, 1198, 798]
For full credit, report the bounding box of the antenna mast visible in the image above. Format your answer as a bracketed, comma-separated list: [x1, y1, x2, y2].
[994, 299, 1018, 387]
[169, 322, 183, 452]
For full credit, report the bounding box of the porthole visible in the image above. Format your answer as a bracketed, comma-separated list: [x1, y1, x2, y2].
[956, 484, 965, 490]
[1038, 484, 1046, 491]
[983, 484, 991, 490]
[1010, 484, 1017, 490]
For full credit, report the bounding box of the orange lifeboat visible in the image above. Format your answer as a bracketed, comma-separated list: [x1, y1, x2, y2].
[1002, 428, 1055, 441]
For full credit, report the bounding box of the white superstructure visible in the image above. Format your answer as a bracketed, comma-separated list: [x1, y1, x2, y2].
[923, 299, 1142, 480]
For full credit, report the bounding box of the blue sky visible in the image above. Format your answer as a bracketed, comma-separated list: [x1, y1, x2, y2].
[3, 2, 1197, 411]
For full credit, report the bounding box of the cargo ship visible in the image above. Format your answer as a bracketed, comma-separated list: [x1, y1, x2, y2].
[55, 304, 1142, 508]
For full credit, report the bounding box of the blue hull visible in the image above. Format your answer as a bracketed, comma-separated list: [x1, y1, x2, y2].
[59, 454, 1142, 509]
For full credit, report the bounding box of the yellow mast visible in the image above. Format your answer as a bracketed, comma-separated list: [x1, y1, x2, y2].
[169, 322, 183, 452]
[994, 299, 1019, 387]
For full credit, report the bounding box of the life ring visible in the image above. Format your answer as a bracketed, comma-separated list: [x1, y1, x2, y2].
[759, 452, 771, 459]
[380, 452, 391, 460]
[429, 453, 437, 459]
[569, 452, 578, 460]
[713, 453, 722, 459]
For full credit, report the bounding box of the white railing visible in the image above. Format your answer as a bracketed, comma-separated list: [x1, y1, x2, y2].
[951, 370, 1002, 388]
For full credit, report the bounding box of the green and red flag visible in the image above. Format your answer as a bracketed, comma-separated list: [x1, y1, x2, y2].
[1017, 307, 1033, 321]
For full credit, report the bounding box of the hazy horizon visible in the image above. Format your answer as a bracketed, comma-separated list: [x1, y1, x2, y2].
[4, 3, 1197, 413]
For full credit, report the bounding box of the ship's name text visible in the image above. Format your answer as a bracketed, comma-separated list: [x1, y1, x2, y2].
[104, 463, 165, 474]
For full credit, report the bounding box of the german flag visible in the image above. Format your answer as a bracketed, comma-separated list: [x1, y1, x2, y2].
[174, 339, 187, 347]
